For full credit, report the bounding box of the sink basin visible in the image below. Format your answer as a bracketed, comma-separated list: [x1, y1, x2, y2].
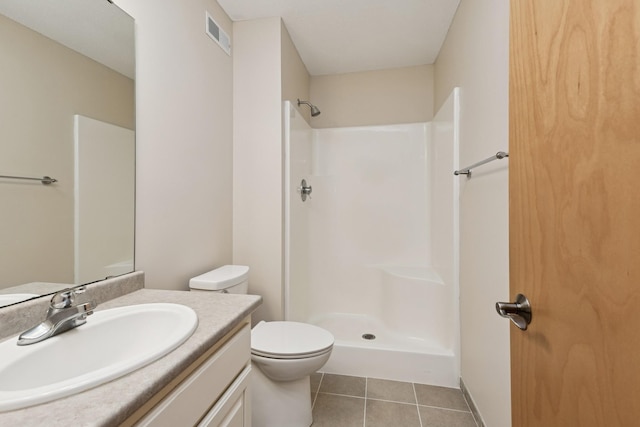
[0, 293, 39, 308]
[0, 303, 198, 412]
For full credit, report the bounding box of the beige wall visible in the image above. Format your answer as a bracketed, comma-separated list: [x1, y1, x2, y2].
[233, 18, 311, 323]
[233, 17, 283, 323]
[433, 0, 511, 426]
[0, 14, 134, 289]
[281, 23, 311, 123]
[309, 65, 434, 128]
[116, 0, 234, 291]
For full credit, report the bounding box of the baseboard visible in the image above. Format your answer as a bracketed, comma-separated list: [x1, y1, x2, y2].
[460, 377, 486, 427]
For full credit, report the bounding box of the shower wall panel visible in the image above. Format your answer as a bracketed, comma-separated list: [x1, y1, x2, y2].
[307, 123, 430, 319]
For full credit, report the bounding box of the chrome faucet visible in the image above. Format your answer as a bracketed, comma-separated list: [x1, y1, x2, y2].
[17, 286, 96, 346]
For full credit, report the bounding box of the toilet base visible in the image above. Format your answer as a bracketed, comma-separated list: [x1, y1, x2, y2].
[251, 364, 313, 427]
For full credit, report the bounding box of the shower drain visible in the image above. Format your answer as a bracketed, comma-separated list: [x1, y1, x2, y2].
[361, 333, 376, 340]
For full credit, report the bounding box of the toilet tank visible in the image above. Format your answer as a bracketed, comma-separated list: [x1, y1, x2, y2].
[189, 265, 249, 294]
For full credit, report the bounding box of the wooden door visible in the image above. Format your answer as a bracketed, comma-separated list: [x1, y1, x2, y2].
[509, 0, 640, 426]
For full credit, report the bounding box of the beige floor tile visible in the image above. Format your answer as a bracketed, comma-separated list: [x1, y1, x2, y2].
[365, 399, 421, 427]
[307, 374, 478, 427]
[414, 383, 470, 411]
[366, 378, 417, 404]
[311, 372, 323, 394]
[419, 406, 477, 427]
[319, 373, 366, 397]
[312, 393, 365, 427]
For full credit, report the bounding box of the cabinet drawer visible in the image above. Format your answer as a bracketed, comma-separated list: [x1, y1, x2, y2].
[137, 324, 250, 427]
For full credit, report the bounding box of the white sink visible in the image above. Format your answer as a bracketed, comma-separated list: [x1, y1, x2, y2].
[0, 303, 198, 412]
[0, 294, 39, 308]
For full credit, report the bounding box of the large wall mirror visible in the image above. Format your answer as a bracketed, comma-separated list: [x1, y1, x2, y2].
[0, 0, 135, 308]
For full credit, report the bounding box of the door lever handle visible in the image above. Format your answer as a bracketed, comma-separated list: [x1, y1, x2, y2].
[298, 179, 312, 202]
[495, 293, 532, 330]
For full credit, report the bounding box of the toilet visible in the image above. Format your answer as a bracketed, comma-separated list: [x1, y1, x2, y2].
[189, 265, 334, 427]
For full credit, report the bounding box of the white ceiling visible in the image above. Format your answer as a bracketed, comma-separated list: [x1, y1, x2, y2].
[0, 0, 134, 79]
[217, 0, 461, 76]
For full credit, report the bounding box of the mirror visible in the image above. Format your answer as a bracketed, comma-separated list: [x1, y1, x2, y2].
[0, 0, 135, 307]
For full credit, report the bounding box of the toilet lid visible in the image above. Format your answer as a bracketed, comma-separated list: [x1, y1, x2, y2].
[251, 321, 334, 359]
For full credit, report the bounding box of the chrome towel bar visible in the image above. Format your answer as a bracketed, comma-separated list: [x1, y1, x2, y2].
[0, 175, 58, 184]
[454, 151, 509, 177]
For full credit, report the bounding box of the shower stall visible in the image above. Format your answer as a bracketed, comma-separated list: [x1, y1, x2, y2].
[284, 89, 460, 387]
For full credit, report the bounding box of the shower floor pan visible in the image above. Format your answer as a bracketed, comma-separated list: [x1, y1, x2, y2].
[310, 313, 458, 387]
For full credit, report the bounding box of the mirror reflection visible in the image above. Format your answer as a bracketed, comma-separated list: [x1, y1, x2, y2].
[0, 0, 135, 306]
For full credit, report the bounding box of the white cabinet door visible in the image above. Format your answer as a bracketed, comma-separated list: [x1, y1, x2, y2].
[198, 366, 251, 427]
[137, 325, 250, 427]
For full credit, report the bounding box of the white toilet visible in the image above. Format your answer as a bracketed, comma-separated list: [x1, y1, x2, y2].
[189, 265, 334, 427]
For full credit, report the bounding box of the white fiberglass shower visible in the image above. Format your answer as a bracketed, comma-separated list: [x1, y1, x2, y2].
[284, 89, 460, 387]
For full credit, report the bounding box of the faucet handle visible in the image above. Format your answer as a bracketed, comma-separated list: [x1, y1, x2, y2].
[50, 288, 75, 309]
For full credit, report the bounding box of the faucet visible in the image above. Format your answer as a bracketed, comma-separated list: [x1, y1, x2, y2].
[17, 286, 96, 346]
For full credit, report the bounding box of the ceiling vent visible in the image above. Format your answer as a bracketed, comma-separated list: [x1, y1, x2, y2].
[205, 12, 231, 56]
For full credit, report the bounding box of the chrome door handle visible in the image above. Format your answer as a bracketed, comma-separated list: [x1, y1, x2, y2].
[297, 179, 312, 202]
[495, 293, 532, 330]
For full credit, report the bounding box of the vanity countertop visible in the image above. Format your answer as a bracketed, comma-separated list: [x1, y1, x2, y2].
[0, 288, 262, 426]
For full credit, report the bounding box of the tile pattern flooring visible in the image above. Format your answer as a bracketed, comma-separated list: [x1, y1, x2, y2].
[310, 373, 478, 427]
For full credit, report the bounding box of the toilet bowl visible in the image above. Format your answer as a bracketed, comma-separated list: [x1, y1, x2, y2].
[189, 265, 334, 427]
[251, 320, 333, 427]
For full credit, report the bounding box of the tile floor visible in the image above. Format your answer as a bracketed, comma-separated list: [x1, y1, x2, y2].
[310, 373, 478, 427]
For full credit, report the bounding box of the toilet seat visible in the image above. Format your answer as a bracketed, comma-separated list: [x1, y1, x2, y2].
[251, 321, 334, 360]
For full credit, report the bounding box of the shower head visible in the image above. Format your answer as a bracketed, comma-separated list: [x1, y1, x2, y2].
[297, 99, 321, 117]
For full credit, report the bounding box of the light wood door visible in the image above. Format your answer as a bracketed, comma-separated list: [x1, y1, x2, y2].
[509, 0, 640, 426]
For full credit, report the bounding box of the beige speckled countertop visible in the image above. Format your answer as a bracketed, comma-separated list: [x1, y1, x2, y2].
[0, 289, 262, 427]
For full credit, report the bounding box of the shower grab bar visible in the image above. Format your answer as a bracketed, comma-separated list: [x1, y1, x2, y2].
[454, 151, 509, 177]
[0, 175, 58, 185]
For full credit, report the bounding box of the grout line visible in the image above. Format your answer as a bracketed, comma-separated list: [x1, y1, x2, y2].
[317, 391, 366, 400]
[319, 392, 426, 407]
[367, 397, 422, 406]
[363, 377, 368, 427]
[413, 383, 423, 427]
[417, 404, 473, 413]
[460, 378, 484, 427]
[312, 373, 324, 410]
[470, 411, 481, 427]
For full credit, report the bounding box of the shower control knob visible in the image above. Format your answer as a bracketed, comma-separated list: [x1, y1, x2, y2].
[298, 179, 312, 202]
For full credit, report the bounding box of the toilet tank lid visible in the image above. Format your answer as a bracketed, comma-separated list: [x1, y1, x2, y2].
[189, 265, 249, 291]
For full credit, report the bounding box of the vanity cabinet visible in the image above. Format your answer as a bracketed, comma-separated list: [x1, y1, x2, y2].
[129, 321, 251, 427]
[197, 365, 251, 427]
